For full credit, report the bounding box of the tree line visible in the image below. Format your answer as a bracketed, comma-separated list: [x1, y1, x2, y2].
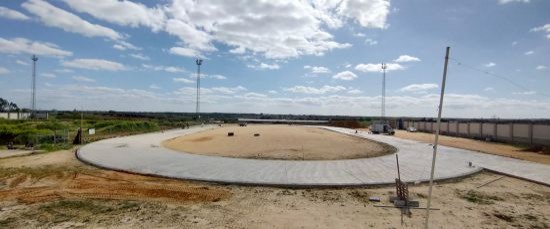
[0, 97, 19, 112]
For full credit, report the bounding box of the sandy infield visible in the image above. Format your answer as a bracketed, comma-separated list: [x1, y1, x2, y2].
[163, 124, 395, 160]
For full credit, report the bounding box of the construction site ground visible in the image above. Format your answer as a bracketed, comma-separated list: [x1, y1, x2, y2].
[393, 130, 550, 165]
[0, 148, 548, 228]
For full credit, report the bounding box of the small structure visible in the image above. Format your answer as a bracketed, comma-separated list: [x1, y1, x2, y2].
[227, 132, 234, 137]
[254, 133, 260, 137]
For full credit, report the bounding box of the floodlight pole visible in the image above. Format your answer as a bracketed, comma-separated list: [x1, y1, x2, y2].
[195, 59, 203, 120]
[381, 63, 387, 120]
[31, 55, 38, 118]
[424, 46, 450, 229]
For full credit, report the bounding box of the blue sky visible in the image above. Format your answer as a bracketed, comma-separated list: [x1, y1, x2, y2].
[0, 0, 549, 118]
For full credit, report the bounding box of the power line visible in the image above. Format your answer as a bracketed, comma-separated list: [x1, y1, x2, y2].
[448, 57, 549, 98]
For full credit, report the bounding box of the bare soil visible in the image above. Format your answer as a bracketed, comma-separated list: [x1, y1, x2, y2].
[163, 124, 395, 160]
[0, 149, 548, 228]
[393, 130, 550, 165]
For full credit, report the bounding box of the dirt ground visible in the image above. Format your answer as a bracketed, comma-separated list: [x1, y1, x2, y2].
[393, 130, 550, 165]
[0, 149, 548, 228]
[163, 124, 395, 160]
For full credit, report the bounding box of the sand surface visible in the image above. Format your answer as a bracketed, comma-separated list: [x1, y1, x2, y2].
[0, 149, 548, 228]
[163, 124, 395, 160]
[393, 130, 550, 165]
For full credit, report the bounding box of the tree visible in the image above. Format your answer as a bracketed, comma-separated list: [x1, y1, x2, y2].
[0, 98, 18, 112]
[8, 102, 19, 112]
[0, 98, 8, 112]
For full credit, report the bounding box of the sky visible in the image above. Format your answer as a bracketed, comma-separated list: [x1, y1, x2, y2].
[0, 0, 549, 118]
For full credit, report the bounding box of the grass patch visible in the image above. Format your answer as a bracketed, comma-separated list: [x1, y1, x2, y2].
[37, 143, 73, 152]
[458, 190, 504, 205]
[40, 200, 114, 214]
[0, 165, 92, 180]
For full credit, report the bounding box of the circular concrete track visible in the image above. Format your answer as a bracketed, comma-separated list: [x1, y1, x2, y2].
[77, 126, 550, 187]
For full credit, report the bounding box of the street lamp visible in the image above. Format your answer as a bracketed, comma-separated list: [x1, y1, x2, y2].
[381, 63, 387, 120]
[195, 59, 203, 119]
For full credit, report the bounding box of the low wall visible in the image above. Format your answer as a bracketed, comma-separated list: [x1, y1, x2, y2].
[0, 112, 30, 120]
[402, 119, 550, 146]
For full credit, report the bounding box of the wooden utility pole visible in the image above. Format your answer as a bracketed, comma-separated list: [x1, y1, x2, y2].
[424, 47, 450, 229]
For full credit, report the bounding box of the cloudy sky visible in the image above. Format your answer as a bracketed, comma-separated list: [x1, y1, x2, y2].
[0, 0, 549, 118]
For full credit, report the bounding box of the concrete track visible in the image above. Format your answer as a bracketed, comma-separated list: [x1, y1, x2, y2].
[77, 125, 550, 187]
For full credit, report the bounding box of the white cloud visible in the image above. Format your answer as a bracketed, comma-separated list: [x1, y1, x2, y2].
[142, 64, 185, 73]
[169, 46, 205, 58]
[268, 90, 278, 94]
[347, 89, 362, 94]
[41, 73, 57, 78]
[513, 91, 536, 95]
[283, 85, 346, 94]
[210, 74, 227, 80]
[62, 58, 125, 71]
[129, 53, 150, 60]
[244, 92, 267, 98]
[484, 62, 496, 68]
[112, 41, 141, 51]
[0, 37, 72, 58]
[0, 6, 30, 21]
[399, 83, 438, 92]
[332, 71, 358, 80]
[113, 44, 126, 50]
[498, 0, 530, 4]
[0, 67, 10, 75]
[22, 0, 122, 40]
[512, 41, 518, 46]
[354, 33, 366, 37]
[64, 0, 390, 59]
[364, 38, 378, 46]
[530, 24, 550, 40]
[248, 62, 280, 70]
[9, 84, 550, 118]
[55, 68, 74, 73]
[531, 24, 550, 33]
[483, 87, 495, 92]
[355, 62, 405, 73]
[524, 50, 534, 55]
[211, 86, 247, 94]
[304, 65, 330, 74]
[173, 77, 194, 84]
[62, 0, 166, 31]
[394, 55, 421, 63]
[536, 65, 547, 70]
[16, 60, 29, 66]
[149, 84, 160, 89]
[72, 76, 95, 82]
[337, 0, 390, 29]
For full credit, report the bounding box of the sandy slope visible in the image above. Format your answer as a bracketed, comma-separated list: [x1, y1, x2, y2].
[163, 124, 395, 160]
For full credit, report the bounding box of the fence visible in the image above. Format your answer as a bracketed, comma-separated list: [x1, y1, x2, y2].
[402, 119, 550, 146]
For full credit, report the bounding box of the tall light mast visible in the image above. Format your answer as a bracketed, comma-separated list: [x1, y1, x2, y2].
[31, 55, 38, 117]
[195, 59, 203, 119]
[381, 63, 387, 120]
